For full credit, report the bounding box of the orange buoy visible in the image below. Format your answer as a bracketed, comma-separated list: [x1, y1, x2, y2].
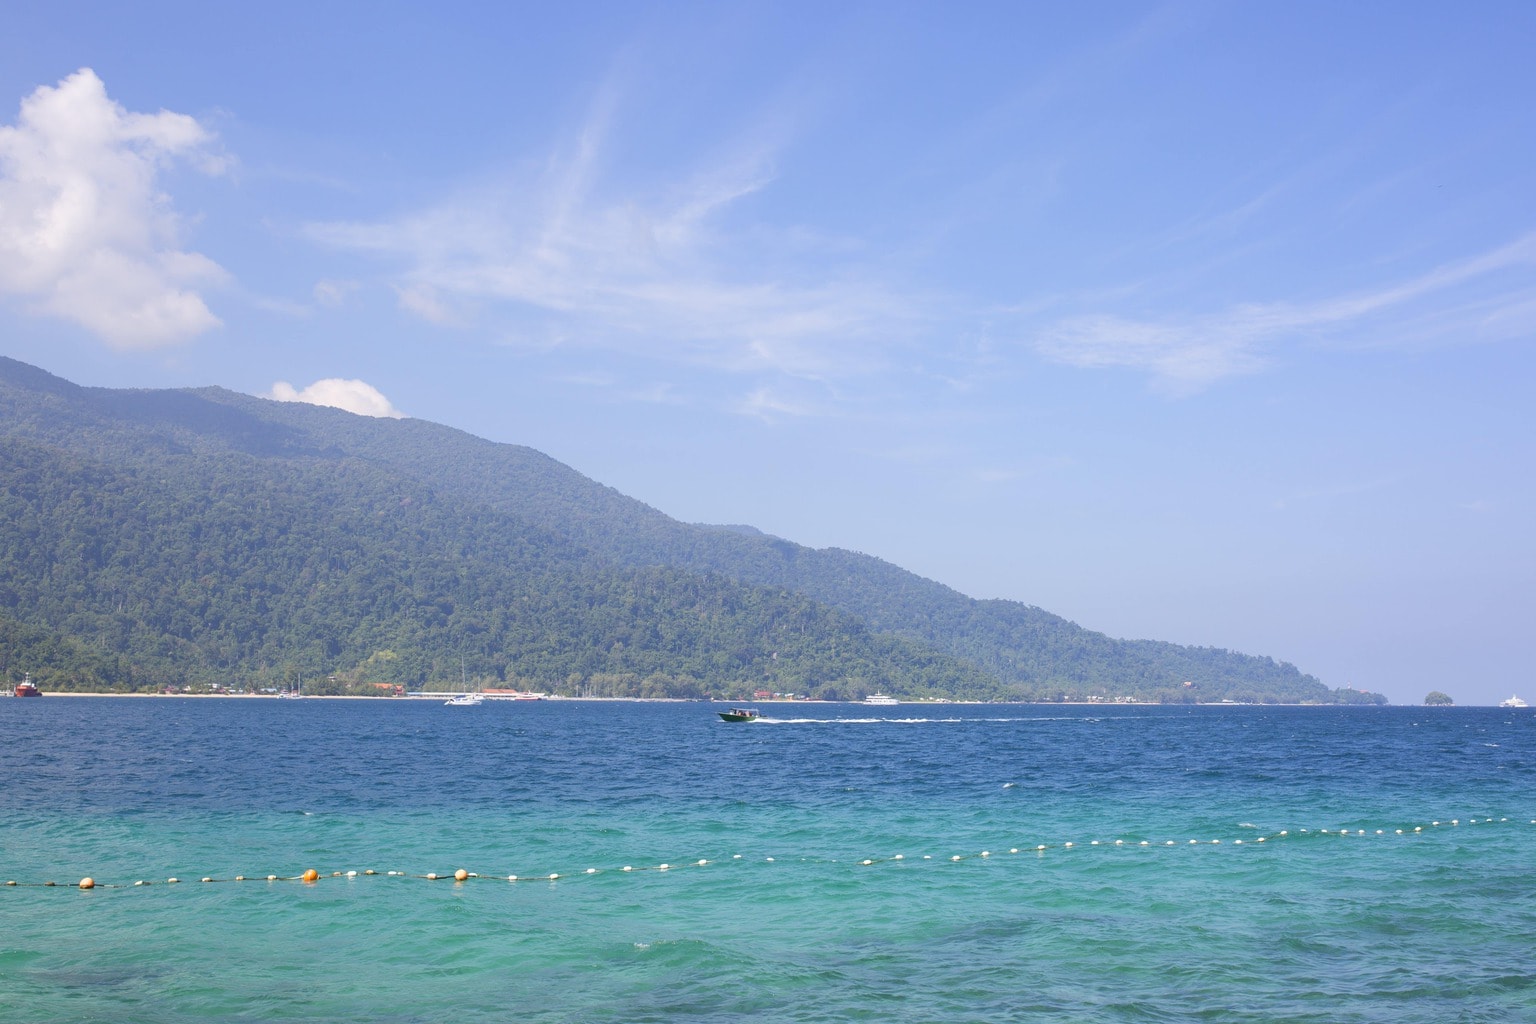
[454, 869, 468, 882]
[301, 869, 319, 883]
[79, 877, 95, 889]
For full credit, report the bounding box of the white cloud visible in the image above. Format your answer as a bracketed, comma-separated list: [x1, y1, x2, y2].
[312, 279, 358, 307]
[305, 87, 920, 386]
[735, 384, 819, 421]
[268, 379, 405, 418]
[1034, 233, 1536, 394]
[393, 282, 462, 325]
[0, 69, 227, 347]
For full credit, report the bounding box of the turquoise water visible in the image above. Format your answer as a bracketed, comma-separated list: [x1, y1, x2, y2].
[3, 699, 1534, 1022]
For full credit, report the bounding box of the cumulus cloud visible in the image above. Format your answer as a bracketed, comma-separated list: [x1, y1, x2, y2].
[0, 68, 226, 347]
[268, 379, 406, 418]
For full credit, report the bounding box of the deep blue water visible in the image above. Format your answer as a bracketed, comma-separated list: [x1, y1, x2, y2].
[3, 698, 1534, 1022]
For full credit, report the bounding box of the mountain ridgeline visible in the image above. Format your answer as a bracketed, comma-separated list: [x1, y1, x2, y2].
[0, 357, 1380, 703]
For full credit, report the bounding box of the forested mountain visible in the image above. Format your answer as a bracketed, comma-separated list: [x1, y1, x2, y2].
[0, 357, 1381, 703]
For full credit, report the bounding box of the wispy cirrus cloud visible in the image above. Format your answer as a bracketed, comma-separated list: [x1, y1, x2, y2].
[0, 69, 227, 348]
[304, 81, 922, 391]
[1034, 232, 1536, 394]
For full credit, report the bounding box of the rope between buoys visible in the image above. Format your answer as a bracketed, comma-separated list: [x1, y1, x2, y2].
[5, 817, 1524, 893]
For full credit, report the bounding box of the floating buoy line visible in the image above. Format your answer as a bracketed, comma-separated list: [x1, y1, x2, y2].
[6, 817, 1527, 893]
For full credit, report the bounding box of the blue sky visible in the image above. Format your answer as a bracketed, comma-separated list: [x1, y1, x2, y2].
[2, 2, 1533, 705]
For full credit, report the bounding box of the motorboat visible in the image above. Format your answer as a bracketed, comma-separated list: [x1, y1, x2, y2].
[718, 707, 760, 722]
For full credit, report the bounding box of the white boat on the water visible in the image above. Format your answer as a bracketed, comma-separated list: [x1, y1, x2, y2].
[864, 693, 899, 706]
[445, 656, 483, 705]
[1500, 694, 1527, 708]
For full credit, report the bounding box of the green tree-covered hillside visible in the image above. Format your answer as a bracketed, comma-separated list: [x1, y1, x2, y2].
[0, 357, 1381, 703]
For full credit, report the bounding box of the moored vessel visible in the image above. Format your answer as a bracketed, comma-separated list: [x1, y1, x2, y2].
[13, 673, 41, 697]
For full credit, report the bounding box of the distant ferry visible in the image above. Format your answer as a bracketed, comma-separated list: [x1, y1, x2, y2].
[13, 673, 41, 697]
[1500, 694, 1528, 708]
[864, 693, 899, 706]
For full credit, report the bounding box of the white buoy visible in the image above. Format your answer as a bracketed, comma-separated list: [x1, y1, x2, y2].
[586, 868, 597, 874]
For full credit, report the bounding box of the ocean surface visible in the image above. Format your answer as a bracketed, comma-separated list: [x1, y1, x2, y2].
[2, 698, 1533, 1023]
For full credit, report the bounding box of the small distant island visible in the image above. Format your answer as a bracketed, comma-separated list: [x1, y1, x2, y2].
[0, 358, 1384, 706]
[1424, 691, 1454, 706]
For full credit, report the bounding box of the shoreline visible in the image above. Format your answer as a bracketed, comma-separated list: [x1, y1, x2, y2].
[11, 692, 1419, 707]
